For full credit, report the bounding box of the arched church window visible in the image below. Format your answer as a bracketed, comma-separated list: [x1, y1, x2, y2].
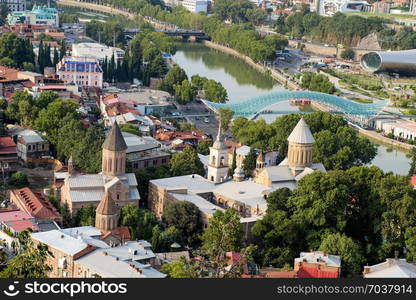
[220, 156, 225, 166]
[211, 155, 216, 165]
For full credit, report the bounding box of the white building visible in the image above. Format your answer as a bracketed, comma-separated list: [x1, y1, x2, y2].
[0, 0, 25, 12]
[363, 259, 416, 278]
[7, 6, 59, 27]
[31, 227, 166, 278]
[181, 0, 208, 13]
[375, 119, 416, 141]
[72, 43, 125, 64]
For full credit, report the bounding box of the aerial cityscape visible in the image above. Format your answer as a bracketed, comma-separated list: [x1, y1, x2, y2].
[1, 0, 416, 283]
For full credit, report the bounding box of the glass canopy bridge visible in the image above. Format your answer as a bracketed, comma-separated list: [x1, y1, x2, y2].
[202, 91, 389, 127]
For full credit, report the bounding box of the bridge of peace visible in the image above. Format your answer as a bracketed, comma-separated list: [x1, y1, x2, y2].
[202, 91, 389, 127]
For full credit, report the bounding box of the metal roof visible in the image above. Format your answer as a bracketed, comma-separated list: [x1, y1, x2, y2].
[103, 122, 128, 151]
[287, 118, 315, 144]
[31, 230, 88, 256]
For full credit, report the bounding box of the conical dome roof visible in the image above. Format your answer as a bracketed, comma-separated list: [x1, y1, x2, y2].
[102, 122, 128, 151]
[96, 189, 117, 216]
[287, 118, 315, 144]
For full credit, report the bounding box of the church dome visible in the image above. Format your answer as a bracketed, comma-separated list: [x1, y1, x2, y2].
[287, 118, 315, 144]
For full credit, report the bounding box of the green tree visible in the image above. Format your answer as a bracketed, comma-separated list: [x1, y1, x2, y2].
[135, 165, 171, 203]
[34, 99, 79, 146]
[160, 258, 198, 278]
[162, 202, 202, 244]
[169, 146, 205, 177]
[119, 204, 157, 240]
[196, 140, 212, 155]
[319, 233, 364, 277]
[73, 205, 96, 227]
[218, 107, 234, 134]
[156, 226, 184, 253]
[341, 48, 355, 60]
[7, 171, 29, 188]
[203, 79, 228, 103]
[201, 209, 244, 277]
[228, 146, 237, 176]
[173, 80, 197, 104]
[242, 148, 257, 177]
[160, 65, 188, 94]
[408, 147, 416, 176]
[0, 242, 53, 278]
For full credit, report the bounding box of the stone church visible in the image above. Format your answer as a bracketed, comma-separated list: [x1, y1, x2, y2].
[60, 122, 140, 214]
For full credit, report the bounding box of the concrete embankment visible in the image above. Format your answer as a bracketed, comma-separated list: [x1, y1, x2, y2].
[58, 0, 135, 18]
[202, 40, 300, 90]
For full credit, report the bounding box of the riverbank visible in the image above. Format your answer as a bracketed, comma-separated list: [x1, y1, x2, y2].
[356, 127, 413, 151]
[202, 40, 300, 91]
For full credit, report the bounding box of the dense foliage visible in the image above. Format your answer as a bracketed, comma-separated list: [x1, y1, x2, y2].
[300, 72, 336, 94]
[252, 166, 416, 277]
[7, 91, 104, 173]
[119, 204, 158, 240]
[0, 33, 35, 69]
[231, 112, 377, 170]
[162, 201, 203, 244]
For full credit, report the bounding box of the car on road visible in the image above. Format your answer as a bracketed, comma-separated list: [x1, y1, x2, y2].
[204, 117, 209, 123]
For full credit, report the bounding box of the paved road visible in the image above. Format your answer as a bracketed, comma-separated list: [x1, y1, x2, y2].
[175, 100, 219, 137]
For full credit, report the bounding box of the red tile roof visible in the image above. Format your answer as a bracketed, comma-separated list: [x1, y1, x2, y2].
[0, 136, 17, 154]
[0, 209, 33, 222]
[410, 175, 416, 188]
[297, 266, 339, 278]
[10, 188, 62, 222]
[6, 219, 38, 233]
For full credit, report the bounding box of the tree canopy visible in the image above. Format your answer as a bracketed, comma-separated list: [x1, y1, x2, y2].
[251, 166, 416, 277]
[162, 201, 202, 244]
[231, 112, 377, 170]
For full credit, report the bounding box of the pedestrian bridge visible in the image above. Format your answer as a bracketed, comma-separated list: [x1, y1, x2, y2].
[202, 91, 388, 123]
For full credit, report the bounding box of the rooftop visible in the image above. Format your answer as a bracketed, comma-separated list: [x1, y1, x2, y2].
[0, 136, 17, 154]
[103, 122, 128, 151]
[287, 118, 315, 144]
[295, 251, 341, 268]
[10, 188, 61, 221]
[31, 230, 89, 256]
[364, 259, 416, 278]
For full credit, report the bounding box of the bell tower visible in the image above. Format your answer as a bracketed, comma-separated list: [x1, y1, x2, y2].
[102, 122, 128, 177]
[95, 188, 118, 232]
[207, 124, 229, 183]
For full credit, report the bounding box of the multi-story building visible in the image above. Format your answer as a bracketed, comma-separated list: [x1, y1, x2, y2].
[7, 125, 50, 163]
[0, 0, 26, 12]
[7, 6, 59, 27]
[56, 56, 103, 89]
[181, 0, 208, 13]
[122, 132, 170, 172]
[0, 136, 18, 177]
[72, 43, 125, 64]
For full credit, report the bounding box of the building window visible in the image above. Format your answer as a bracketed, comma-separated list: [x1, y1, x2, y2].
[153, 159, 157, 166]
[161, 158, 166, 164]
[144, 161, 149, 168]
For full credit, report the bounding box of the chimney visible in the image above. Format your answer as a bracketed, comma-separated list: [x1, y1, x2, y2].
[363, 266, 371, 275]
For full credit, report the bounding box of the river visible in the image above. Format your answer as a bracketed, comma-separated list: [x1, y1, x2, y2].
[173, 43, 411, 175]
